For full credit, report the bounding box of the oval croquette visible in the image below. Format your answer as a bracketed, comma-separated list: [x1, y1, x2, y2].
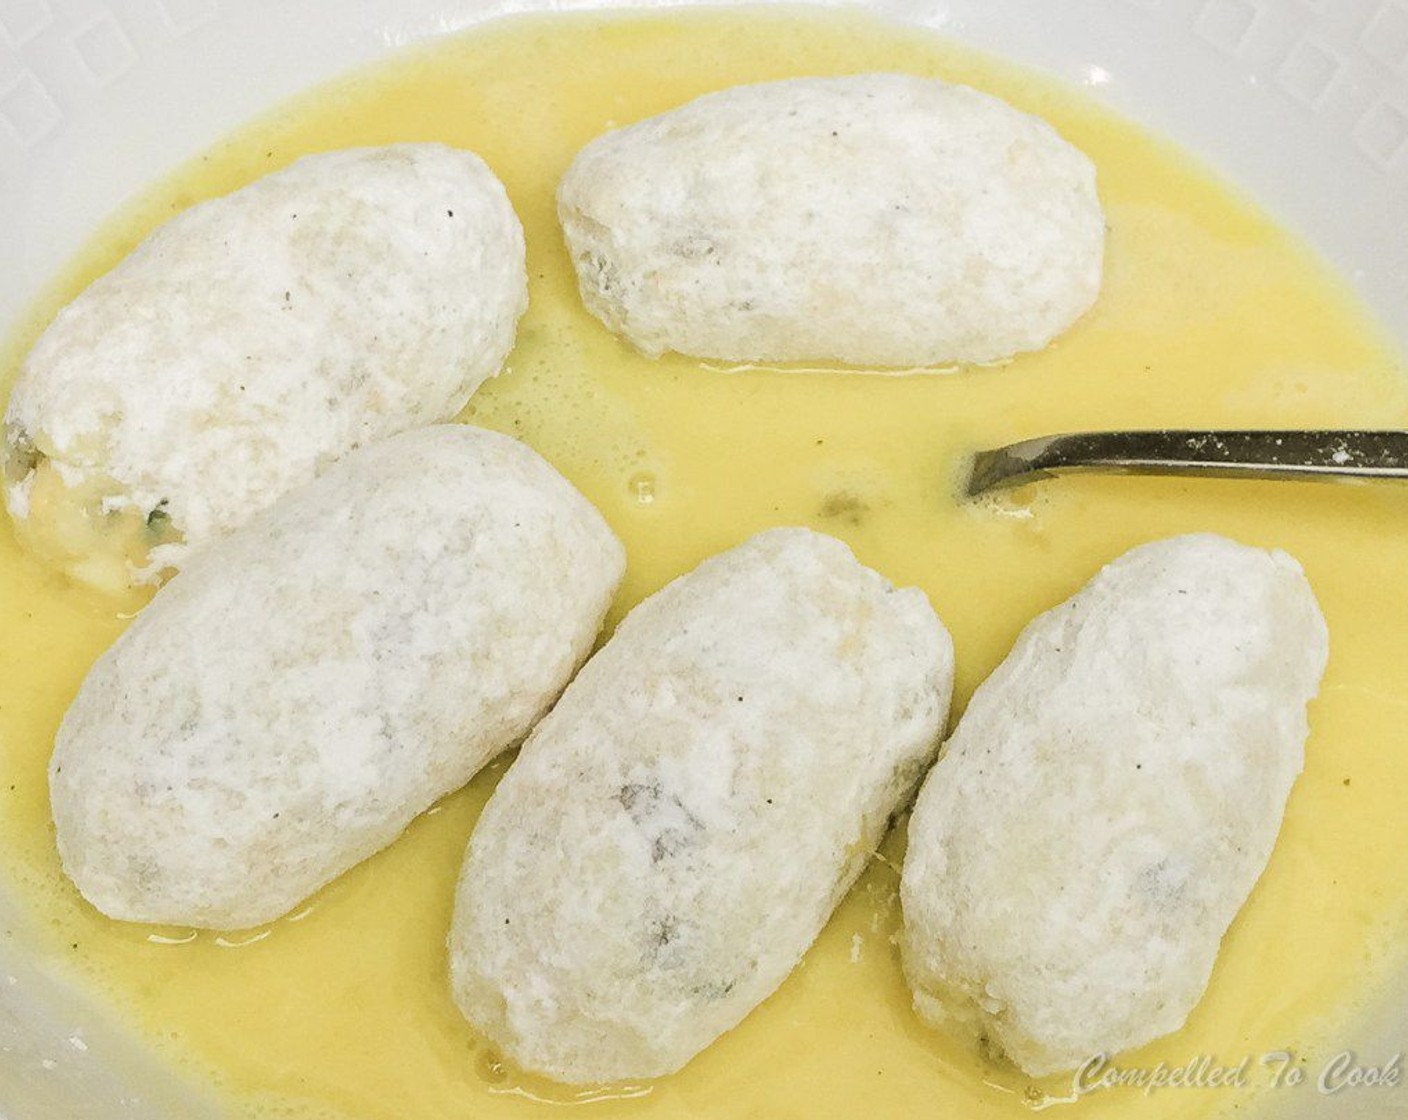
[49, 426, 623, 930]
[4, 145, 527, 591]
[450, 527, 954, 1083]
[900, 534, 1328, 1076]
[558, 74, 1104, 368]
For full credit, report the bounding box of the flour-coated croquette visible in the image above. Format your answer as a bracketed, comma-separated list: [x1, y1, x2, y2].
[900, 534, 1328, 1075]
[450, 527, 954, 1083]
[50, 426, 624, 930]
[4, 145, 527, 591]
[558, 74, 1103, 368]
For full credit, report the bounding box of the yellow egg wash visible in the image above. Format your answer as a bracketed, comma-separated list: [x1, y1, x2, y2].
[2, 6, 1407, 1119]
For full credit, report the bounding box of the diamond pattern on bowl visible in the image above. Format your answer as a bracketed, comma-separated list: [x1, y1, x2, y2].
[1277, 38, 1342, 107]
[0, 0, 52, 49]
[70, 13, 139, 89]
[1354, 97, 1408, 165]
[156, 0, 221, 35]
[1363, 1, 1408, 68]
[0, 69, 61, 147]
[1195, 0, 1262, 55]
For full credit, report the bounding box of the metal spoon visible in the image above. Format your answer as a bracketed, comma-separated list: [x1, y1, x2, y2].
[964, 429, 1408, 498]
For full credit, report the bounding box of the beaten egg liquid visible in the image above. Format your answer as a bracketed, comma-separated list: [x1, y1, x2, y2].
[2, 7, 1408, 1119]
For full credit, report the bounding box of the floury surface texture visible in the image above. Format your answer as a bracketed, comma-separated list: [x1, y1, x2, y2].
[4, 144, 527, 590]
[559, 74, 1104, 368]
[450, 527, 955, 1083]
[900, 533, 1329, 1076]
[49, 426, 624, 931]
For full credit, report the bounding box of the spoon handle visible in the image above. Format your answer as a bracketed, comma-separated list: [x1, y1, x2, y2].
[966, 429, 1408, 497]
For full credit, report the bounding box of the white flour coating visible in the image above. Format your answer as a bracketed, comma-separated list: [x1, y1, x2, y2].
[50, 425, 624, 930]
[4, 144, 528, 585]
[558, 74, 1104, 368]
[900, 534, 1329, 1076]
[450, 527, 954, 1083]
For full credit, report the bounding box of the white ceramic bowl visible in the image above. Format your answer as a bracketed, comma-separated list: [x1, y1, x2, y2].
[2, 1, 1406, 1116]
